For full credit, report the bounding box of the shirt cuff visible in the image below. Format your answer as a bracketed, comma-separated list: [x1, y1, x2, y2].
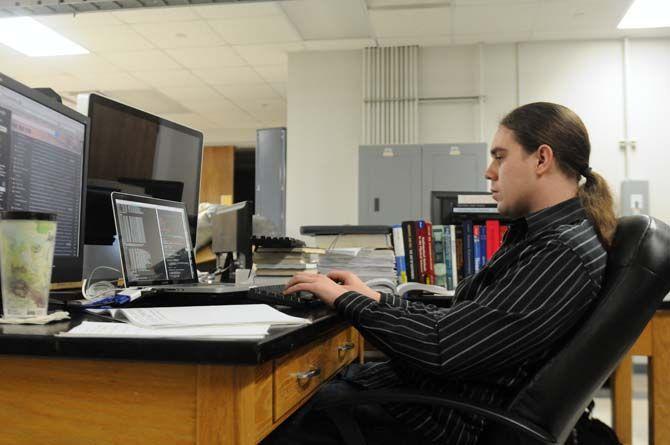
[379, 292, 402, 306]
[333, 291, 378, 324]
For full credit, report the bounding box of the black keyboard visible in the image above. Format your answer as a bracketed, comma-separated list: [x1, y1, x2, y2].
[251, 236, 306, 249]
[247, 285, 323, 308]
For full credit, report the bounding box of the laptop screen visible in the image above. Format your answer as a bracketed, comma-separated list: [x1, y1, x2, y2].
[111, 193, 197, 286]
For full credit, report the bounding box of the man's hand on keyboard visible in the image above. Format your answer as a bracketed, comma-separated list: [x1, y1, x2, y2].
[326, 270, 381, 302]
[285, 273, 352, 307]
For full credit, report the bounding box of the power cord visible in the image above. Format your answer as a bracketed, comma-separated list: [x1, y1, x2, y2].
[81, 266, 122, 300]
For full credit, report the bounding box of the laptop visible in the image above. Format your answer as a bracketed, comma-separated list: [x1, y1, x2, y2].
[111, 192, 248, 294]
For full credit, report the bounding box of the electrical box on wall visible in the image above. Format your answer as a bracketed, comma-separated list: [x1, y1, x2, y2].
[620, 180, 649, 216]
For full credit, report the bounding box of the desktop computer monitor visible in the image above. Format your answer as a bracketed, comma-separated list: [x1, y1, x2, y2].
[81, 93, 203, 279]
[0, 73, 89, 284]
[83, 93, 203, 246]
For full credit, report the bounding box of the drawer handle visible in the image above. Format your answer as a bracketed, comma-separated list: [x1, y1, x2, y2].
[293, 367, 321, 383]
[338, 342, 355, 354]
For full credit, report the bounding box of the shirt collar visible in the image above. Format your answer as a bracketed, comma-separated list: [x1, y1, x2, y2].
[506, 197, 587, 241]
[524, 197, 587, 236]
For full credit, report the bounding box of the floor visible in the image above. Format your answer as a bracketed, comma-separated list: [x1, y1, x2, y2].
[593, 358, 649, 444]
[364, 350, 651, 443]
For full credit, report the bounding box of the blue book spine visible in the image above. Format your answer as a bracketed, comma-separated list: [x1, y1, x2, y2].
[480, 226, 487, 268]
[392, 224, 407, 283]
[473, 225, 481, 273]
[463, 220, 474, 277]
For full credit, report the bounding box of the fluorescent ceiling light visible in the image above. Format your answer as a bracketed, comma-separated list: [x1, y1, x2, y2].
[618, 0, 670, 29]
[0, 17, 89, 57]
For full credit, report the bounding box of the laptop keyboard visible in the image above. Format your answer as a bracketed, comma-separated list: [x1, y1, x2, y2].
[247, 285, 324, 309]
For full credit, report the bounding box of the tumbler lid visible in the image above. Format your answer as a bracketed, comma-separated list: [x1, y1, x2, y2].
[0, 211, 57, 221]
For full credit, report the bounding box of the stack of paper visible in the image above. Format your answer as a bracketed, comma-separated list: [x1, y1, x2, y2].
[318, 248, 397, 283]
[60, 304, 311, 339]
[254, 247, 325, 278]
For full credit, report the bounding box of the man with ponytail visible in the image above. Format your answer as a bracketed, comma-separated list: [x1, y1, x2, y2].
[264, 103, 615, 445]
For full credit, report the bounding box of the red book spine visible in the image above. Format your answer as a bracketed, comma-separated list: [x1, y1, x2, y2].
[425, 221, 435, 284]
[416, 221, 428, 284]
[485, 220, 500, 260]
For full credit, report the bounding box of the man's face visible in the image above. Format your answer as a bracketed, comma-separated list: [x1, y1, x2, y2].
[485, 126, 538, 219]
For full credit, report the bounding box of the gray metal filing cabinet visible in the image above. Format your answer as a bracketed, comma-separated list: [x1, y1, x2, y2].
[255, 127, 286, 235]
[359, 143, 488, 225]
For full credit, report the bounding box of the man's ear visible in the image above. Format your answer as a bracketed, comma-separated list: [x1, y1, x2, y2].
[535, 144, 554, 175]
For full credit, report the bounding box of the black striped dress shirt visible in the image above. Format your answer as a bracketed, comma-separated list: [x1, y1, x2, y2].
[333, 197, 607, 444]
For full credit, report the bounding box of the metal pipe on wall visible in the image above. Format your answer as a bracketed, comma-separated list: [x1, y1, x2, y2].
[622, 37, 630, 180]
[478, 42, 485, 143]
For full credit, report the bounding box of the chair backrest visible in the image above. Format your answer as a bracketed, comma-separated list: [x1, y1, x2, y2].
[507, 215, 670, 444]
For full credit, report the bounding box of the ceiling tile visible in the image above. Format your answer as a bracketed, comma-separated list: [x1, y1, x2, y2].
[102, 89, 190, 114]
[452, 3, 537, 35]
[159, 112, 212, 131]
[449, 0, 533, 4]
[214, 83, 282, 101]
[253, 65, 288, 83]
[453, 31, 533, 45]
[193, 2, 281, 20]
[22, 73, 96, 93]
[181, 97, 240, 113]
[367, 0, 449, 6]
[535, 0, 631, 31]
[192, 66, 265, 85]
[36, 12, 123, 28]
[56, 26, 155, 52]
[369, 7, 451, 38]
[376, 36, 451, 46]
[233, 43, 304, 66]
[156, 85, 224, 103]
[165, 46, 248, 69]
[77, 72, 148, 91]
[235, 98, 285, 115]
[0, 45, 23, 62]
[269, 82, 287, 98]
[208, 16, 302, 45]
[131, 70, 206, 88]
[183, 99, 261, 128]
[112, 6, 200, 24]
[132, 21, 226, 49]
[23, 54, 119, 76]
[280, 0, 370, 40]
[206, 110, 261, 129]
[102, 50, 181, 71]
[303, 39, 376, 51]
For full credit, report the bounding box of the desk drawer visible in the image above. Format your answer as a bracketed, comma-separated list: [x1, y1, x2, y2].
[273, 327, 359, 421]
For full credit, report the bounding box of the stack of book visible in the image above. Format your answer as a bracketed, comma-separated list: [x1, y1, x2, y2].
[253, 246, 326, 283]
[392, 194, 508, 292]
[300, 225, 392, 249]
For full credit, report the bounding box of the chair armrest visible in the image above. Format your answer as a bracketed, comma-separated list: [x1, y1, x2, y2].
[316, 389, 558, 444]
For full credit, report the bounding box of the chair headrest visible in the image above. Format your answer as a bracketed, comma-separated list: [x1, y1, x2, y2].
[508, 215, 670, 443]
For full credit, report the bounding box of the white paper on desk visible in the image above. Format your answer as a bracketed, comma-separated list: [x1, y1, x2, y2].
[92, 304, 311, 329]
[59, 321, 271, 339]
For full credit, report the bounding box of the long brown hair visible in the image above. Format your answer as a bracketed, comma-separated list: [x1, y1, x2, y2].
[500, 102, 616, 249]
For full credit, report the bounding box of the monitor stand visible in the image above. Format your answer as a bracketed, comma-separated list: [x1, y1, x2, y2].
[83, 239, 122, 282]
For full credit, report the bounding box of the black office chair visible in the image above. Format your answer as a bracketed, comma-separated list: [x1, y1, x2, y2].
[319, 215, 670, 444]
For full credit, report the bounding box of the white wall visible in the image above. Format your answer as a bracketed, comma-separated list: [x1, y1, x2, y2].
[286, 38, 670, 232]
[286, 50, 361, 238]
[518, 40, 626, 211]
[628, 39, 670, 221]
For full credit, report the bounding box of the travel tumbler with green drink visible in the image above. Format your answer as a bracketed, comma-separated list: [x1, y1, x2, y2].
[0, 211, 57, 318]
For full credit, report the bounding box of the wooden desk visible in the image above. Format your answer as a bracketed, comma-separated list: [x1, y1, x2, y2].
[612, 309, 670, 445]
[0, 305, 360, 445]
